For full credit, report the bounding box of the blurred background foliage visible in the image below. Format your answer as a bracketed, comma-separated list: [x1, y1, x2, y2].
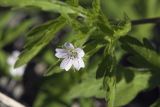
[0, 0, 159, 107]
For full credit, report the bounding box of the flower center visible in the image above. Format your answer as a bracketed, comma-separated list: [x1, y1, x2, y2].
[68, 49, 78, 58]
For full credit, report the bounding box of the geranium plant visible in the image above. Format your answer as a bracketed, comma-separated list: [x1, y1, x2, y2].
[0, 0, 160, 107]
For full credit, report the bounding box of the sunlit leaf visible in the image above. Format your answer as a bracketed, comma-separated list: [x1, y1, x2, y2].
[67, 79, 104, 99]
[15, 17, 66, 68]
[115, 67, 152, 106]
[0, 0, 75, 15]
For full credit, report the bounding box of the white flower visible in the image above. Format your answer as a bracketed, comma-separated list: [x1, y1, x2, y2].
[55, 42, 85, 71]
[7, 51, 26, 77]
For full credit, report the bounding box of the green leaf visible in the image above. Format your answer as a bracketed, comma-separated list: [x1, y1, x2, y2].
[0, 12, 13, 31]
[120, 36, 160, 70]
[79, 98, 94, 107]
[43, 61, 62, 76]
[0, 50, 8, 74]
[130, 44, 160, 66]
[66, 55, 105, 100]
[84, 41, 105, 57]
[143, 38, 154, 50]
[110, 15, 131, 37]
[42, 50, 63, 76]
[72, 27, 97, 47]
[92, 0, 101, 13]
[0, 0, 75, 15]
[15, 17, 66, 68]
[115, 67, 152, 106]
[67, 0, 79, 6]
[66, 79, 104, 99]
[0, 12, 14, 43]
[97, 15, 113, 37]
[1, 19, 34, 48]
[66, 66, 160, 107]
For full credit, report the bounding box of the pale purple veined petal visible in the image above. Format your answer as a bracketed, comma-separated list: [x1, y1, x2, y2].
[55, 48, 67, 53]
[72, 58, 80, 70]
[55, 42, 85, 71]
[73, 58, 85, 71]
[64, 42, 74, 49]
[60, 58, 73, 71]
[55, 48, 68, 58]
[75, 48, 85, 57]
[78, 58, 85, 68]
[55, 53, 68, 58]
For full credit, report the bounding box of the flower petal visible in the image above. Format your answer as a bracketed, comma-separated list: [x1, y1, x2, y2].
[55, 48, 68, 58]
[64, 42, 74, 49]
[55, 53, 67, 58]
[55, 48, 66, 53]
[73, 58, 79, 70]
[73, 58, 85, 71]
[60, 58, 73, 71]
[75, 48, 85, 57]
[78, 58, 85, 68]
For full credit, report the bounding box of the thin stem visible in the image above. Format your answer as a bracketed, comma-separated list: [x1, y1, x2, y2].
[131, 17, 160, 25]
